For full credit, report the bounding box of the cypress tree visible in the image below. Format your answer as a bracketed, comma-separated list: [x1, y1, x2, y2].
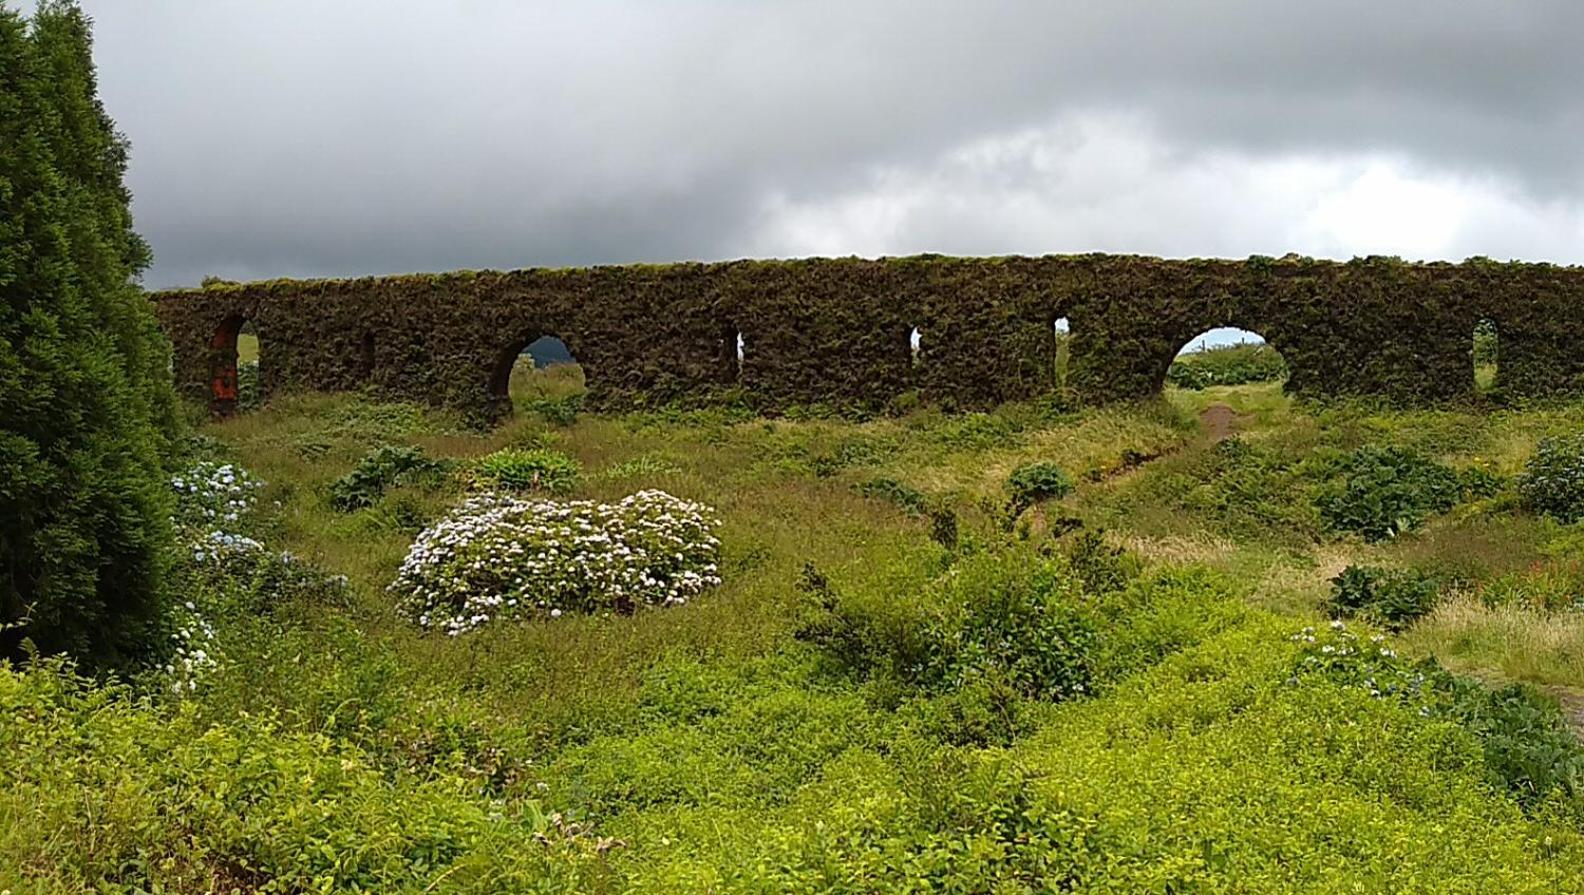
[0, 2, 180, 669]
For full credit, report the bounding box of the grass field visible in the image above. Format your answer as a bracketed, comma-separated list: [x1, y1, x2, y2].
[8, 370, 1584, 892]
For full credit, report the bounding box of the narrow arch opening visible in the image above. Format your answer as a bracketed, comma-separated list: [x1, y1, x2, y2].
[358, 330, 376, 381]
[1053, 317, 1071, 388]
[909, 326, 922, 369]
[718, 325, 743, 383]
[208, 313, 258, 416]
[491, 335, 585, 412]
[1166, 327, 1287, 391]
[1473, 318, 1498, 394]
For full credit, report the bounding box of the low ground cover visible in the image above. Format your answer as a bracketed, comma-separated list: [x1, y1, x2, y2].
[10, 368, 1584, 892]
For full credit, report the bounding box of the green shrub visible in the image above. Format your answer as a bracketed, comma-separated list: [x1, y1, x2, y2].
[329, 444, 448, 511]
[797, 550, 1096, 701]
[1519, 436, 1584, 523]
[1328, 564, 1443, 629]
[1006, 461, 1074, 514]
[1315, 446, 1463, 541]
[1166, 342, 1287, 389]
[472, 448, 581, 494]
[858, 477, 930, 516]
[0, 5, 183, 670]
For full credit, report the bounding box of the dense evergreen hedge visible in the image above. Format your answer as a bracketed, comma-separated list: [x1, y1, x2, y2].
[151, 252, 1584, 424]
[2, 3, 181, 668]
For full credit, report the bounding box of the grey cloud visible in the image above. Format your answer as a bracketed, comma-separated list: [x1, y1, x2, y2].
[69, 0, 1584, 287]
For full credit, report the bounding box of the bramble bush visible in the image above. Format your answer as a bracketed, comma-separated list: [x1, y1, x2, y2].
[329, 444, 449, 510]
[1328, 564, 1443, 629]
[1315, 445, 1463, 541]
[471, 447, 582, 494]
[1518, 436, 1584, 523]
[390, 490, 722, 635]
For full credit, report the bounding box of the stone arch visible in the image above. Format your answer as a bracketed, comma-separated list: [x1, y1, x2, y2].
[487, 330, 583, 417]
[207, 313, 249, 417]
[1159, 325, 1289, 392]
[1472, 317, 1499, 394]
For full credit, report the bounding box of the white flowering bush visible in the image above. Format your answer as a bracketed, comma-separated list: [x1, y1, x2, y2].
[391, 489, 722, 635]
[163, 459, 347, 694]
[171, 461, 265, 529]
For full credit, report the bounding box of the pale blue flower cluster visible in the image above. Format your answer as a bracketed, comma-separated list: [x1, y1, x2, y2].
[390, 490, 722, 635]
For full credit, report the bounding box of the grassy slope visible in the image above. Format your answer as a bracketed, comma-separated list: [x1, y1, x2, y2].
[7, 369, 1584, 891]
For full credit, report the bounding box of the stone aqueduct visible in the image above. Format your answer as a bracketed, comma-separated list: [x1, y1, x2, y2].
[149, 254, 1584, 422]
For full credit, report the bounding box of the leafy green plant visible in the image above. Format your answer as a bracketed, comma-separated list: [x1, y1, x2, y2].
[1316, 446, 1462, 541]
[472, 447, 582, 494]
[1328, 564, 1442, 629]
[1519, 435, 1584, 522]
[1006, 461, 1074, 514]
[328, 444, 448, 511]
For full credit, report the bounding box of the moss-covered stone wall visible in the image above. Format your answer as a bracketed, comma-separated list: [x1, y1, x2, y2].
[150, 254, 1584, 423]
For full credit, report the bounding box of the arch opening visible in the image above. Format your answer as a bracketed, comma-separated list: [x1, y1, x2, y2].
[1052, 317, 1071, 389]
[1473, 318, 1498, 394]
[718, 325, 743, 383]
[207, 313, 259, 416]
[357, 330, 376, 381]
[1165, 327, 1287, 392]
[491, 335, 585, 413]
[909, 326, 922, 369]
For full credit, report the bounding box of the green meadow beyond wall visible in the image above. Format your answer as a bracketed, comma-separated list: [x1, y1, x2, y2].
[150, 254, 1584, 423]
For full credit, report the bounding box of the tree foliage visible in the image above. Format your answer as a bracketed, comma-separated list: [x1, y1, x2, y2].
[0, 2, 180, 669]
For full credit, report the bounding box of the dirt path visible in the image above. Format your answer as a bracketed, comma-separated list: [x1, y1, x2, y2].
[1199, 403, 1241, 442]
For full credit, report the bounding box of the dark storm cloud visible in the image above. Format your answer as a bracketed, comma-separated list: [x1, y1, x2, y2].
[69, 0, 1584, 287]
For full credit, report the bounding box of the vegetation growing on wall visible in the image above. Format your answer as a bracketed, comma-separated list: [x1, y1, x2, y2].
[151, 253, 1584, 424]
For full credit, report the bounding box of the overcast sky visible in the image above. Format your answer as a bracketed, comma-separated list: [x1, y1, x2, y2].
[64, 1, 1584, 289]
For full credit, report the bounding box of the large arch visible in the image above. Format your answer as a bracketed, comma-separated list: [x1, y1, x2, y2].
[487, 331, 585, 417]
[1162, 326, 1288, 392]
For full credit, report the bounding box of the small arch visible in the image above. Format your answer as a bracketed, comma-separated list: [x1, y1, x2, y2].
[207, 313, 258, 417]
[1164, 327, 1287, 391]
[490, 334, 585, 413]
[357, 330, 376, 380]
[1473, 318, 1498, 394]
[718, 325, 743, 383]
[1052, 317, 1071, 388]
[909, 326, 922, 368]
